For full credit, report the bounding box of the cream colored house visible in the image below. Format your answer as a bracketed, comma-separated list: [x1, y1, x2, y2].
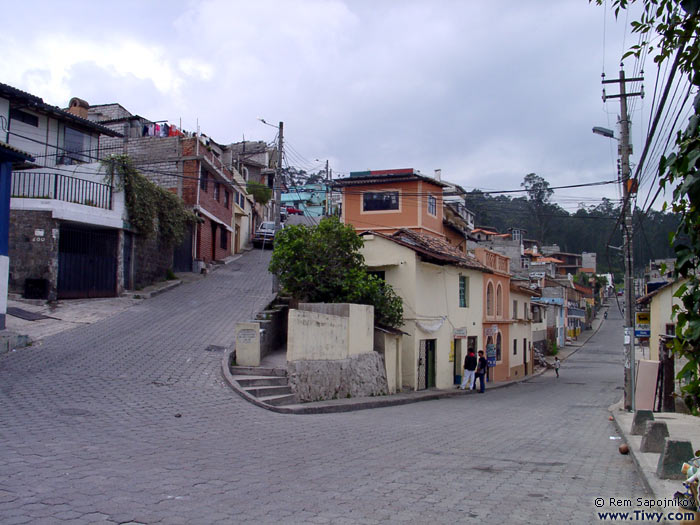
[360, 229, 490, 391]
[509, 282, 539, 379]
[637, 279, 688, 361]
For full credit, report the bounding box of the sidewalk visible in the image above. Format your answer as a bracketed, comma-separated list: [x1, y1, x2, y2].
[224, 308, 608, 415]
[610, 404, 699, 501]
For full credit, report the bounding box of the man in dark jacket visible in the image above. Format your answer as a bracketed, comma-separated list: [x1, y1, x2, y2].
[459, 350, 478, 390]
[474, 350, 487, 393]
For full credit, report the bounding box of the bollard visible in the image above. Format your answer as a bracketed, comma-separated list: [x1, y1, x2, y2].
[656, 439, 695, 480]
[640, 421, 669, 453]
[631, 410, 655, 435]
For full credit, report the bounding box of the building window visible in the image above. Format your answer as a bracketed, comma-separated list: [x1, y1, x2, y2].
[512, 300, 518, 320]
[10, 108, 39, 127]
[459, 275, 469, 308]
[513, 339, 517, 356]
[220, 227, 227, 250]
[368, 270, 386, 281]
[512, 229, 522, 241]
[224, 190, 230, 208]
[521, 257, 530, 269]
[427, 194, 437, 216]
[63, 127, 90, 163]
[363, 191, 399, 211]
[665, 324, 676, 336]
[496, 284, 503, 317]
[214, 182, 220, 201]
[486, 282, 494, 316]
[200, 171, 209, 192]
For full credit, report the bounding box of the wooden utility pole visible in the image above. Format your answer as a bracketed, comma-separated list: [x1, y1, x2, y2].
[325, 159, 330, 216]
[272, 121, 283, 294]
[602, 69, 643, 411]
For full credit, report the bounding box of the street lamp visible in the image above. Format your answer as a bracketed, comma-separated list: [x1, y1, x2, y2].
[257, 117, 284, 294]
[592, 126, 616, 139]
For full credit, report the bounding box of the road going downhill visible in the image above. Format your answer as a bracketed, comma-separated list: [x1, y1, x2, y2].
[0, 254, 646, 524]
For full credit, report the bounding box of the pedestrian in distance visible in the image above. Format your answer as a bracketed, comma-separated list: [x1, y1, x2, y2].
[474, 350, 487, 393]
[460, 350, 477, 390]
[554, 356, 560, 378]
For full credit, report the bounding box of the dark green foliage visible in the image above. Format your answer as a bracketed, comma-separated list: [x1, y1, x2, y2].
[103, 155, 197, 246]
[246, 181, 272, 204]
[268, 217, 404, 328]
[465, 186, 680, 275]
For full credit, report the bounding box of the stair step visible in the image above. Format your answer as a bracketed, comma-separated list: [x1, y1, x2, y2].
[259, 393, 298, 406]
[236, 376, 288, 387]
[230, 366, 287, 377]
[245, 385, 293, 398]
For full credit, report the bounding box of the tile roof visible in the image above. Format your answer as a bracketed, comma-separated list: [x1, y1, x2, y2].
[471, 228, 499, 236]
[363, 229, 490, 272]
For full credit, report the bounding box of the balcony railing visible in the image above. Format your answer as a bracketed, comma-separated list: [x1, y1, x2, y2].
[11, 171, 113, 210]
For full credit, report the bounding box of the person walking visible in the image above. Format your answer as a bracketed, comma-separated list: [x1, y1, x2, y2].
[554, 356, 560, 378]
[474, 350, 487, 393]
[460, 350, 477, 390]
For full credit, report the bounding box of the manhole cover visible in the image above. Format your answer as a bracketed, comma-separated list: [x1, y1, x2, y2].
[205, 345, 226, 352]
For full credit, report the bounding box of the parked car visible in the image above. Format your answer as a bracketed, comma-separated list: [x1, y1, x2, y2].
[253, 221, 277, 248]
[286, 206, 304, 215]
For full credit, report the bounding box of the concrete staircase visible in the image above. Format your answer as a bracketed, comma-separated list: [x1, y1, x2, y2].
[229, 366, 297, 406]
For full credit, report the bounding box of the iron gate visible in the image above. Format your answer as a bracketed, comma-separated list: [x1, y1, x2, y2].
[58, 224, 118, 299]
[173, 224, 193, 272]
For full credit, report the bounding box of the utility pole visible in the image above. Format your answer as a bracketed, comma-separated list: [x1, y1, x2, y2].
[272, 121, 283, 294]
[602, 68, 643, 412]
[325, 159, 329, 216]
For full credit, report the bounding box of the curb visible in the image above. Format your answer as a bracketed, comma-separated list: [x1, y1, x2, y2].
[608, 401, 658, 498]
[221, 347, 549, 415]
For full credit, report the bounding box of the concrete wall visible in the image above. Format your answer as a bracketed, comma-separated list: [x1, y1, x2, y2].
[288, 309, 349, 361]
[298, 303, 373, 357]
[286, 303, 386, 402]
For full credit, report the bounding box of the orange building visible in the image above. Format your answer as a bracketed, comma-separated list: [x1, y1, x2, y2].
[334, 169, 447, 240]
[474, 247, 512, 382]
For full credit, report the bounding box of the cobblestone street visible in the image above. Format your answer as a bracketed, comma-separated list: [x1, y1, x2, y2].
[0, 250, 646, 524]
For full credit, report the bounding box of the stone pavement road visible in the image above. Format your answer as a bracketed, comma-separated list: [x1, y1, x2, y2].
[0, 252, 647, 524]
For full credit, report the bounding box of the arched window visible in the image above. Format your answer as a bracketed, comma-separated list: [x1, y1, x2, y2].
[496, 284, 503, 317]
[496, 332, 502, 361]
[486, 282, 494, 316]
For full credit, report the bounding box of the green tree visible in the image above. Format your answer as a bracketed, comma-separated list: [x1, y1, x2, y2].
[595, 0, 700, 413]
[104, 155, 196, 246]
[246, 181, 272, 205]
[268, 217, 403, 328]
[521, 173, 555, 242]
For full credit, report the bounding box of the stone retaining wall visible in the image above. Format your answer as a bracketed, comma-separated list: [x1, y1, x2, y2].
[287, 352, 388, 402]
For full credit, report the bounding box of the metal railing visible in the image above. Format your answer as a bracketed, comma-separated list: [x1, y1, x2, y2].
[11, 171, 113, 210]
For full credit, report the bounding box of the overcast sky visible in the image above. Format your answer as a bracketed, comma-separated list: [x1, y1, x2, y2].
[1, 0, 680, 212]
